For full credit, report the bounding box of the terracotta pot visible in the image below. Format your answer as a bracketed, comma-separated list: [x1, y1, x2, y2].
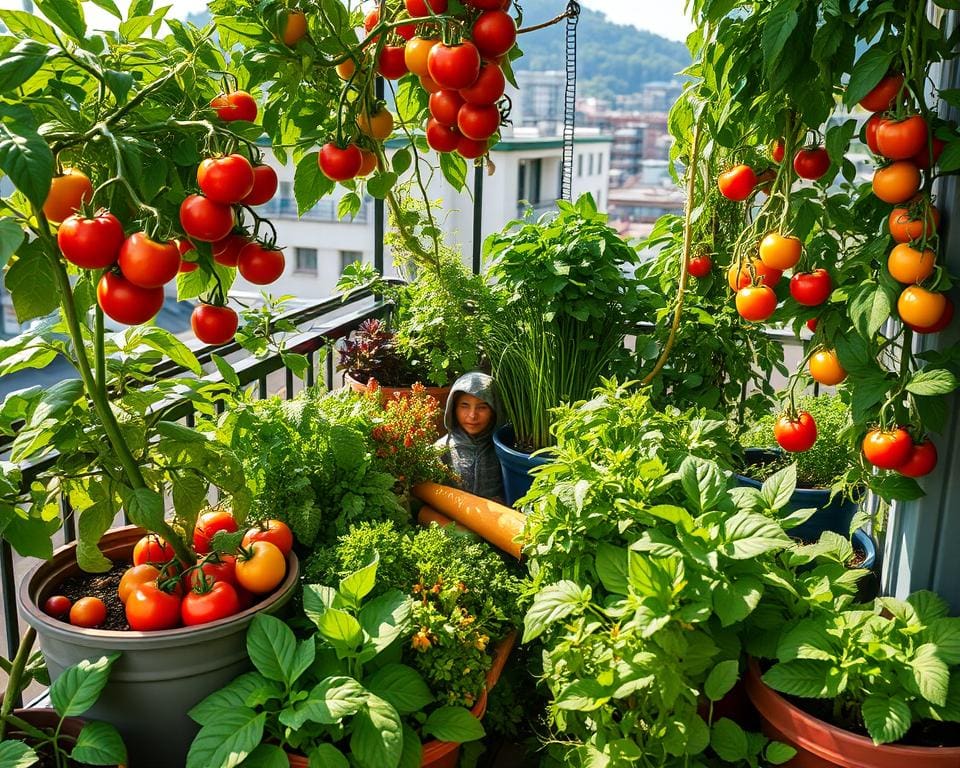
[344, 372, 452, 434]
[285, 631, 516, 768]
[6, 708, 125, 767]
[19, 525, 299, 768]
[745, 659, 960, 767]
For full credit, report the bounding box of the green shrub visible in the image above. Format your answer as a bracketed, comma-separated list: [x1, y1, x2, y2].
[739, 394, 854, 488]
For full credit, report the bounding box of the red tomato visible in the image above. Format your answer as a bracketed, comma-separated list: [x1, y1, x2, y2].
[426, 119, 461, 153]
[457, 135, 490, 159]
[774, 411, 817, 453]
[897, 439, 938, 478]
[858, 72, 904, 112]
[191, 304, 239, 345]
[864, 113, 884, 154]
[471, 10, 517, 59]
[132, 535, 175, 566]
[235, 540, 287, 594]
[357, 149, 379, 177]
[735, 285, 777, 322]
[238, 242, 285, 284]
[406, 0, 447, 15]
[210, 90, 258, 122]
[197, 154, 255, 205]
[688, 254, 712, 278]
[396, 22, 416, 40]
[118, 231, 181, 288]
[862, 428, 913, 470]
[43, 595, 72, 619]
[118, 564, 162, 604]
[363, 8, 379, 33]
[771, 138, 785, 163]
[459, 62, 505, 105]
[193, 509, 239, 555]
[876, 115, 927, 161]
[189, 554, 239, 590]
[181, 581, 241, 626]
[179, 194, 235, 243]
[912, 136, 946, 170]
[43, 169, 93, 224]
[906, 297, 954, 334]
[242, 165, 279, 206]
[806, 317, 818, 332]
[318, 142, 362, 181]
[69, 596, 107, 628]
[790, 269, 832, 307]
[125, 583, 181, 631]
[428, 42, 482, 90]
[793, 147, 830, 180]
[457, 103, 501, 140]
[429, 89, 465, 126]
[242, 519, 294, 556]
[97, 272, 164, 325]
[717, 165, 757, 201]
[419, 74, 441, 93]
[213, 234, 249, 267]
[378, 45, 409, 79]
[57, 210, 125, 269]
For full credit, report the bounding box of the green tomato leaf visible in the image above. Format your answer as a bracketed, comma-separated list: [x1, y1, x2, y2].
[350, 695, 403, 768]
[295, 152, 334, 215]
[710, 718, 748, 763]
[522, 580, 590, 643]
[338, 553, 378, 607]
[765, 742, 797, 765]
[906, 369, 958, 396]
[0, 740, 37, 768]
[422, 706, 485, 742]
[5, 240, 57, 323]
[278, 676, 366, 728]
[185, 709, 265, 768]
[247, 614, 297, 684]
[704, 660, 740, 703]
[71, 720, 127, 766]
[845, 44, 896, 107]
[366, 663, 433, 715]
[50, 654, 119, 717]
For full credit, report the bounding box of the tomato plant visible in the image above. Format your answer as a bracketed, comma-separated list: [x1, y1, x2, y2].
[404, 36, 439, 77]
[242, 165, 279, 206]
[235, 540, 287, 594]
[897, 438, 938, 478]
[179, 194, 236, 243]
[808, 348, 847, 386]
[190, 554, 239, 590]
[213, 234, 249, 267]
[459, 63, 506, 105]
[132, 535, 175, 567]
[471, 10, 517, 59]
[428, 42, 482, 90]
[789, 269, 832, 307]
[457, 103, 501, 141]
[281, 10, 307, 46]
[876, 115, 928, 161]
[774, 411, 817, 452]
[97, 272, 165, 326]
[687, 254, 712, 279]
[210, 90, 258, 122]
[318, 143, 363, 181]
[898, 285, 946, 328]
[429, 89, 466, 126]
[859, 72, 904, 112]
[357, 107, 395, 140]
[758, 232, 801, 270]
[717, 165, 757, 201]
[888, 200, 939, 243]
[735, 285, 777, 322]
[792, 147, 830, 180]
[872, 161, 921, 203]
[57, 210, 125, 270]
[426, 119, 461, 152]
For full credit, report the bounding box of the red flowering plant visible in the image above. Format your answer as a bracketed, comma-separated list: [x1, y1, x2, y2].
[364, 381, 452, 495]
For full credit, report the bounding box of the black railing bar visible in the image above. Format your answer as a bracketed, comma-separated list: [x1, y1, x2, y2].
[325, 343, 334, 391]
[285, 368, 294, 400]
[306, 350, 315, 389]
[61, 495, 76, 544]
[1, 539, 20, 669]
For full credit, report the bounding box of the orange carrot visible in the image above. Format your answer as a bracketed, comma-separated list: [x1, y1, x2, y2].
[411, 482, 525, 558]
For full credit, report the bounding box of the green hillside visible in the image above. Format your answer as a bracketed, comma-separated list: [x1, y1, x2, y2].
[512, 0, 691, 98]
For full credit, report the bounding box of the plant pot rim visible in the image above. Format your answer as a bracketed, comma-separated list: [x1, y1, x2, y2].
[492, 424, 553, 464]
[745, 657, 960, 761]
[19, 524, 299, 645]
[738, 448, 864, 498]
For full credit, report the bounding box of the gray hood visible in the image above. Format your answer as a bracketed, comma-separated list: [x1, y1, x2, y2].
[435, 371, 505, 502]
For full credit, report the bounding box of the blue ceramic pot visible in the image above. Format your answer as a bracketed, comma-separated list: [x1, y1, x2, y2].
[736, 448, 858, 541]
[492, 424, 552, 506]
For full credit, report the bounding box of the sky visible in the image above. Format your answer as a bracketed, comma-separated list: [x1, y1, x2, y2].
[0, 0, 695, 43]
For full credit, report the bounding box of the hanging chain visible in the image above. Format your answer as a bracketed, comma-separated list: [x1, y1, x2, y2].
[560, 1, 580, 201]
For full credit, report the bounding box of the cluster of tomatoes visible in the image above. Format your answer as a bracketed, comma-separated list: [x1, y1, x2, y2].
[43, 514, 293, 631]
[44, 89, 286, 346]
[317, 0, 517, 182]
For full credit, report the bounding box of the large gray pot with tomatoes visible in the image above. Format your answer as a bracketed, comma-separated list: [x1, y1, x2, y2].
[18, 525, 299, 768]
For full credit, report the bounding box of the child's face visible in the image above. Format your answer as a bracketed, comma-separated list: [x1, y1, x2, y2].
[455, 393, 494, 437]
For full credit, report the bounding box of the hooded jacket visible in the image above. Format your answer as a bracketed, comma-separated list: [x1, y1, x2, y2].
[435, 371, 505, 502]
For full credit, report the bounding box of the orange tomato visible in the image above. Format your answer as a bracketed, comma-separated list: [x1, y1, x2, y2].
[281, 10, 307, 45]
[898, 285, 946, 328]
[887, 243, 935, 284]
[336, 58, 357, 80]
[404, 37, 439, 78]
[357, 149, 379, 177]
[758, 232, 802, 270]
[888, 202, 939, 243]
[43, 169, 93, 224]
[357, 107, 394, 140]
[118, 564, 162, 604]
[419, 74, 441, 93]
[872, 161, 921, 204]
[727, 259, 782, 291]
[808, 348, 847, 386]
[735, 285, 777, 322]
[235, 540, 287, 594]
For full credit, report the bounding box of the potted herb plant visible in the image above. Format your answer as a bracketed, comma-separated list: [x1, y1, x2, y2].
[483, 194, 642, 504]
[745, 590, 960, 767]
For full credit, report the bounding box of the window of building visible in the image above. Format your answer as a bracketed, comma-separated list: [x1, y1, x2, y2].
[518, 159, 542, 204]
[597, 153, 604, 175]
[577, 154, 583, 177]
[294, 247, 317, 274]
[588, 153, 594, 175]
[340, 250, 363, 273]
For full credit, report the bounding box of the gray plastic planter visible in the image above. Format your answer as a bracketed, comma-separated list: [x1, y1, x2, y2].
[18, 525, 299, 768]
